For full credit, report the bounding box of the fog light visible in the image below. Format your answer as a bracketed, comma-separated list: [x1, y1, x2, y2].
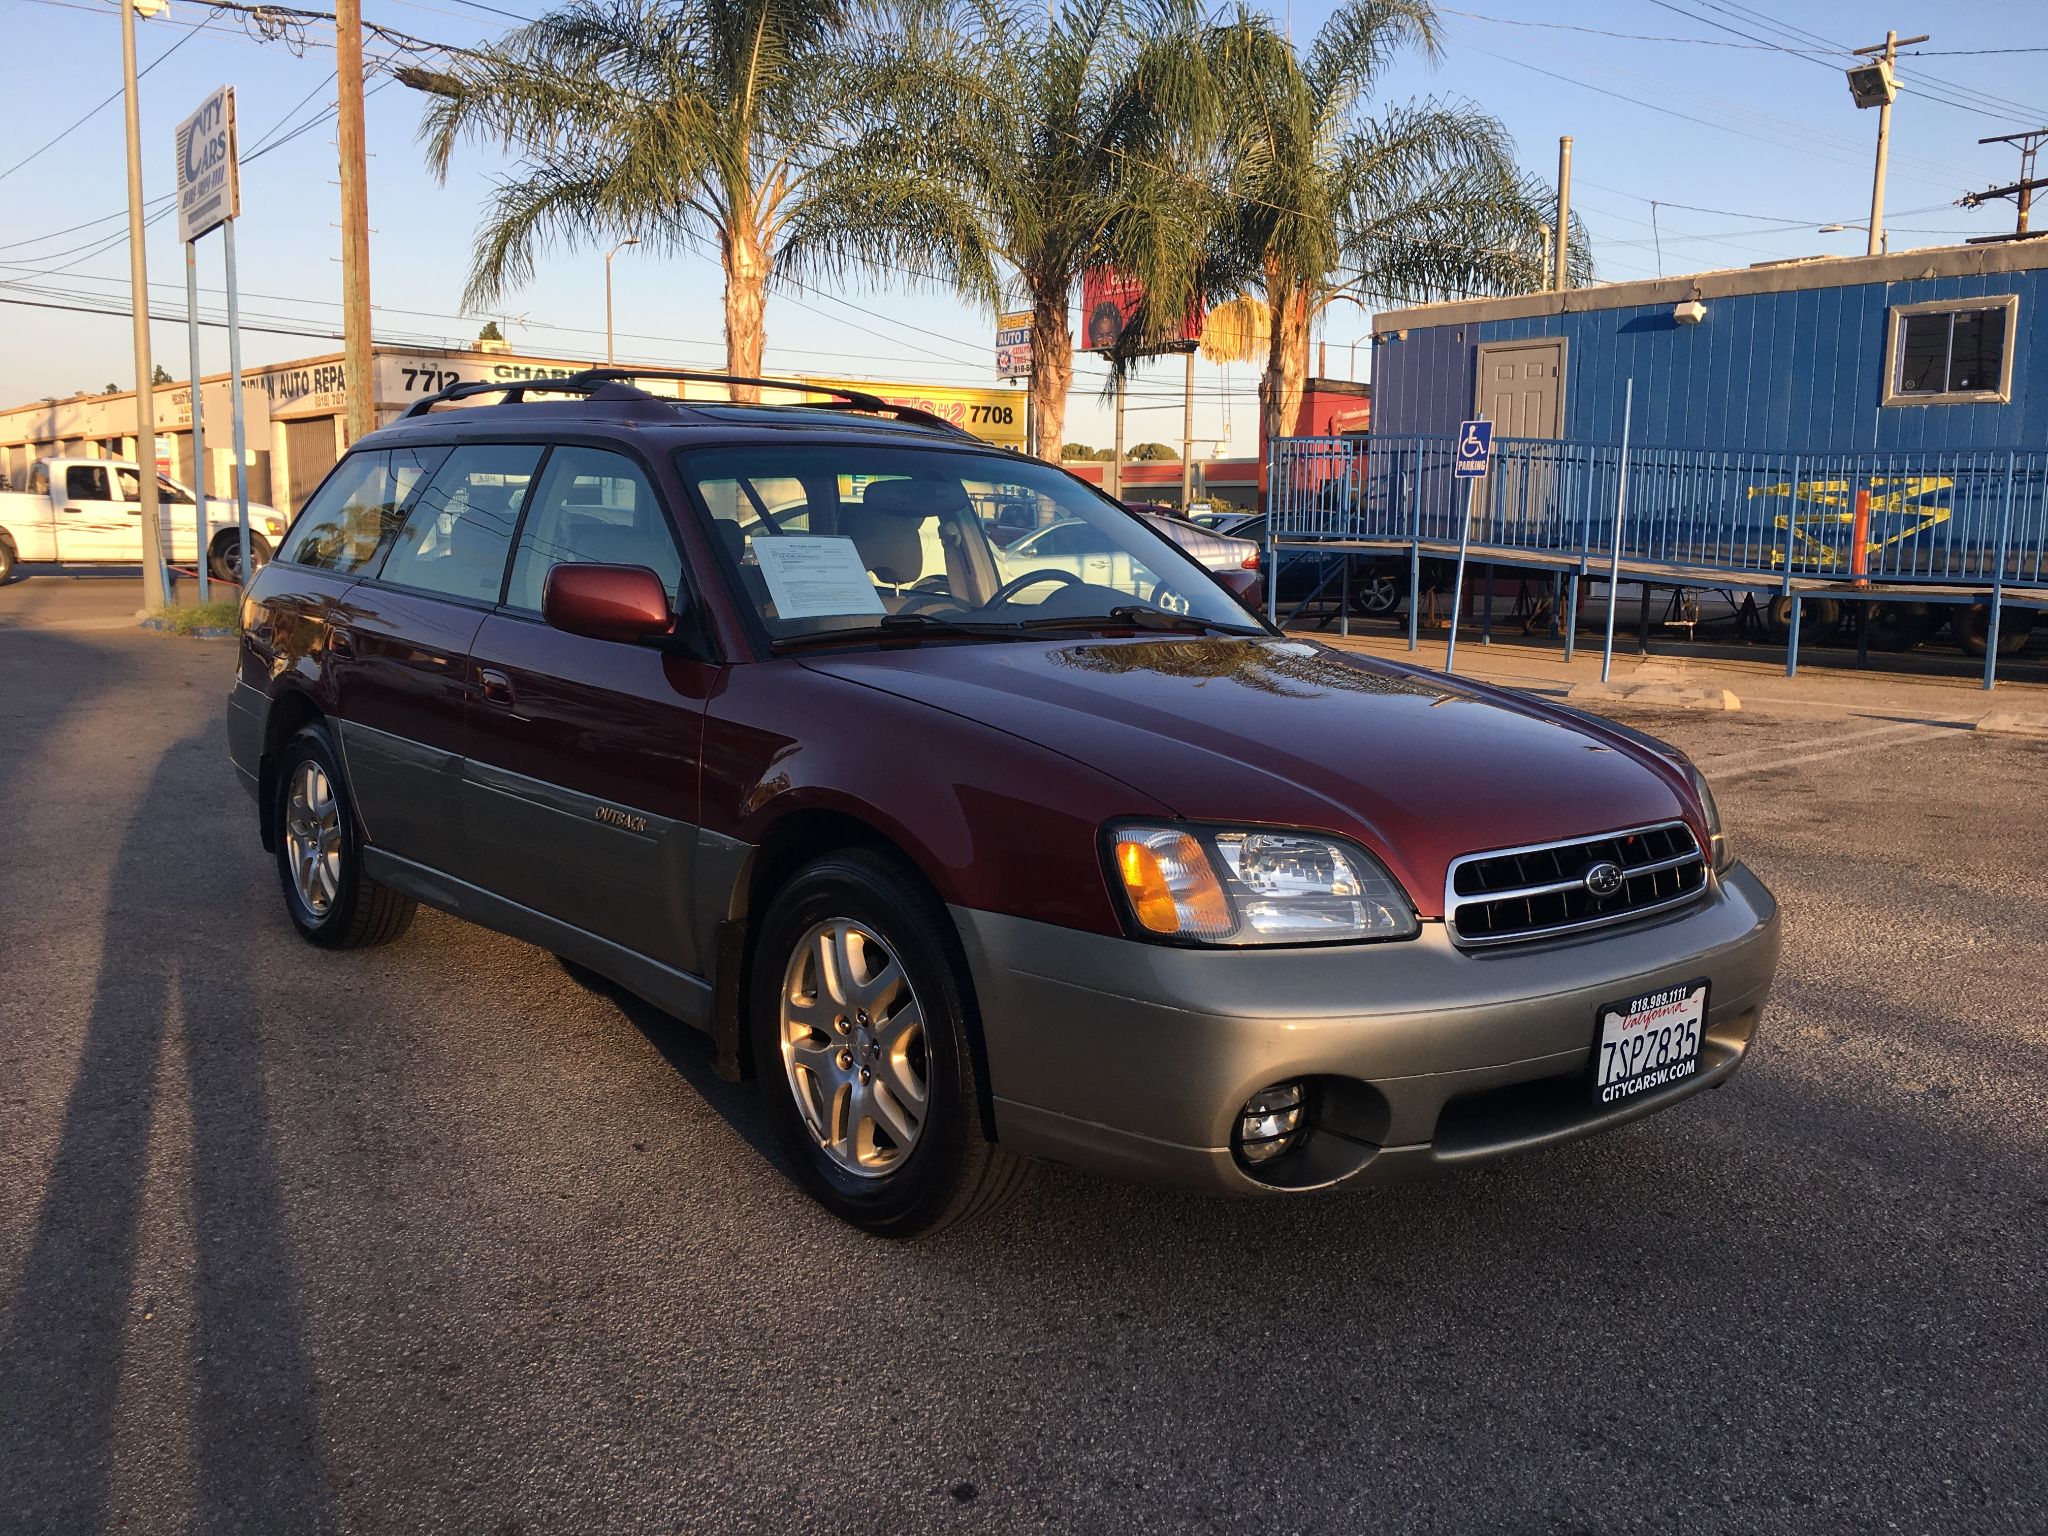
[1237, 1081, 1306, 1164]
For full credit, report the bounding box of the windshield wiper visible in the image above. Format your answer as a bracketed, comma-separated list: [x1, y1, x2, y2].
[771, 612, 1013, 650]
[1015, 605, 1264, 637]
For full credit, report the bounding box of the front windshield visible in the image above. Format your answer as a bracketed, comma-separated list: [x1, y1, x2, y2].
[679, 443, 1264, 643]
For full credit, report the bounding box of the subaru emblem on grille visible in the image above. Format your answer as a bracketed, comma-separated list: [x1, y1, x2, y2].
[1583, 860, 1625, 898]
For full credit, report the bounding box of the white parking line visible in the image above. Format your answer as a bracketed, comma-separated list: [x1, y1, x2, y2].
[1707, 721, 1958, 781]
[1695, 720, 1946, 773]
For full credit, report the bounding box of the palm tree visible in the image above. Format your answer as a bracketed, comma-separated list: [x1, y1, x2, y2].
[854, 0, 1218, 459]
[411, 0, 999, 398]
[1200, 0, 1585, 441]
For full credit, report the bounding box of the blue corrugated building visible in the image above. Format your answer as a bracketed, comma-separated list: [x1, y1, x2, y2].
[1369, 240, 2048, 453]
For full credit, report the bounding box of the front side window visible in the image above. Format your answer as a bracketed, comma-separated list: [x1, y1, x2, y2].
[376, 443, 542, 602]
[1888, 297, 2016, 403]
[277, 445, 447, 574]
[681, 443, 1263, 646]
[504, 446, 682, 613]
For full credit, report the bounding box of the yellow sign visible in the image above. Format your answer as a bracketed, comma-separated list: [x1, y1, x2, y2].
[801, 376, 1026, 450]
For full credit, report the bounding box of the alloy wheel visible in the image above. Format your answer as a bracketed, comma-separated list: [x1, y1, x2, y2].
[283, 760, 342, 916]
[778, 918, 929, 1178]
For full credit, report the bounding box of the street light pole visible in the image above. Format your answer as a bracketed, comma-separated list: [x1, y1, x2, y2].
[605, 238, 639, 364]
[121, 0, 170, 612]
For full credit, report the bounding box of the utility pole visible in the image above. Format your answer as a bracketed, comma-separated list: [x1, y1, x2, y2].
[1962, 127, 2048, 239]
[1553, 135, 1573, 290]
[336, 0, 375, 443]
[1179, 346, 1195, 511]
[1848, 30, 1930, 258]
[121, 0, 170, 611]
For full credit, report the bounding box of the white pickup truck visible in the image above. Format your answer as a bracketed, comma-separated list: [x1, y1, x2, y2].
[0, 456, 288, 585]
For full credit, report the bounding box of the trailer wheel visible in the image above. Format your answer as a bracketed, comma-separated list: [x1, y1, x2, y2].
[1766, 594, 1840, 640]
[1953, 603, 2036, 658]
[1863, 601, 1934, 653]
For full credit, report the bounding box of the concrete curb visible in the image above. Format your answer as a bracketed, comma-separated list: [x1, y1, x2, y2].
[1974, 711, 2048, 739]
[1566, 681, 1742, 711]
[139, 617, 236, 640]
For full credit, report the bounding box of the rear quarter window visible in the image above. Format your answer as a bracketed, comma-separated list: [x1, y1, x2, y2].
[277, 445, 447, 574]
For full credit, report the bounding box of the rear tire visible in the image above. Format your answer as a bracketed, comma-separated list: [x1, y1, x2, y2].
[1953, 603, 2035, 658]
[1348, 572, 1403, 618]
[0, 535, 15, 585]
[209, 530, 272, 585]
[272, 723, 416, 948]
[749, 849, 1030, 1239]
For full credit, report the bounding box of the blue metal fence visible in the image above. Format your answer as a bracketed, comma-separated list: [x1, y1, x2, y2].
[1268, 434, 2048, 686]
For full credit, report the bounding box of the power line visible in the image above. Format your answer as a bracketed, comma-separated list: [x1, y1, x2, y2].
[0, 11, 214, 183]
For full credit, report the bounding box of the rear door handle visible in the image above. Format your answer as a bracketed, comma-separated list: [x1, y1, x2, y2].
[328, 627, 356, 659]
[478, 667, 515, 706]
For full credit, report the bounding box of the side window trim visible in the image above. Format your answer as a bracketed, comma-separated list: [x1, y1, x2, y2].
[495, 443, 554, 608]
[1882, 293, 2018, 407]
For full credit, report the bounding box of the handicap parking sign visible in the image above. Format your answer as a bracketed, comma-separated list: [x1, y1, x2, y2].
[1454, 418, 1493, 479]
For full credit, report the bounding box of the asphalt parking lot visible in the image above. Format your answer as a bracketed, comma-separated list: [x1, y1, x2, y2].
[2, 579, 2044, 1534]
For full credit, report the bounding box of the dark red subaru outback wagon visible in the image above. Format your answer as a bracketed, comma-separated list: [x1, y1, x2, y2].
[228, 371, 1781, 1237]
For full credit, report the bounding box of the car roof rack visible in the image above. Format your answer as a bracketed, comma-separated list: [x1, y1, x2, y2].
[399, 367, 980, 441]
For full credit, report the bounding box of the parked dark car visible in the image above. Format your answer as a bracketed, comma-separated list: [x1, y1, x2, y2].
[1221, 512, 1417, 619]
[228, 371, 1780, 1238]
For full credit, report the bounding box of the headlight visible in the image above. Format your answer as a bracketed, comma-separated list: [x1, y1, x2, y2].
[1107, 823, 1418, 945]
[1686, 764, 1731, 872]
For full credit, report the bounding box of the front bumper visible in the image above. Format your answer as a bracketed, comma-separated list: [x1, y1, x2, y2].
[951, 864, 1780, 1193]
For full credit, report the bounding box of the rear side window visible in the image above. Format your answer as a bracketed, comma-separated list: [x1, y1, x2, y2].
[66, 465, 110, 501]
[277, 447, 446, 574]
[376, 444, 543, 603]
[503, 446, 682, 612]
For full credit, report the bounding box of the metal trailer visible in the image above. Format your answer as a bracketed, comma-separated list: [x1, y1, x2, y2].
[1267, 434, 2048, 688]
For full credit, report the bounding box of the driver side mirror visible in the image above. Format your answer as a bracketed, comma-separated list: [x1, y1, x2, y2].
[542, 563, 676, 643]
[1217, 567, 1263, 609]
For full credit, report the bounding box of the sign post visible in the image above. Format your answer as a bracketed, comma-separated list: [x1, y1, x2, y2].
[184, 245, 210, 600]
[174, 85, 249, 587]
[1445, 417, 1493, 675]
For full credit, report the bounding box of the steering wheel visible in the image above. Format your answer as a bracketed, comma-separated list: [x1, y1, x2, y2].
[984, 568, 1085, 608]
[1145, 580, 1193, 615]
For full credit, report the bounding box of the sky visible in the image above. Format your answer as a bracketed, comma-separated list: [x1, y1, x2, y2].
[1, 0, 2043, 458]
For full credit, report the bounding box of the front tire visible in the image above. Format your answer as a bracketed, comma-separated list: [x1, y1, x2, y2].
[209, 530, 272, 585]
[272, 723, 416, 948]
[749, 850, 1029, 1239]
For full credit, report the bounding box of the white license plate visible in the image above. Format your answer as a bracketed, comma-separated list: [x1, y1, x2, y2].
[1593, 980, 1707, 1106]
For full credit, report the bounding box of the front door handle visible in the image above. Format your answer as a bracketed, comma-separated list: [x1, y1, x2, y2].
[478, 667, 516, 707]
[328, 627, 356, 659]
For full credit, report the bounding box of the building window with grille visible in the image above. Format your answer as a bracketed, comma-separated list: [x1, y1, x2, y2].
[1884, 295, 2017, 405]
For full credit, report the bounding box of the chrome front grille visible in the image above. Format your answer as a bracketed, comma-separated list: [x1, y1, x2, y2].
[1444, 821, 1708, 948]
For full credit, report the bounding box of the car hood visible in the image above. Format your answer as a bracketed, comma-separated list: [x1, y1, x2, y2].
[801, 636, 1696, 919]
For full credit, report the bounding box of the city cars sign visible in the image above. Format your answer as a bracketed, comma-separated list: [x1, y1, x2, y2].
[174, 86, 240, 244]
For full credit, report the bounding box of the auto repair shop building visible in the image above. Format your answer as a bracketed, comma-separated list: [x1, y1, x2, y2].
[0, 345, 1030, 516]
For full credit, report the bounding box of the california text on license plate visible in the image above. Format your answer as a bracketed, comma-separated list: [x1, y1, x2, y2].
[1593, 979, 1708, 1106]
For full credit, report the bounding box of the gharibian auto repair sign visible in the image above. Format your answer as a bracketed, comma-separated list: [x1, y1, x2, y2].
[174, 86, 240, 244]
